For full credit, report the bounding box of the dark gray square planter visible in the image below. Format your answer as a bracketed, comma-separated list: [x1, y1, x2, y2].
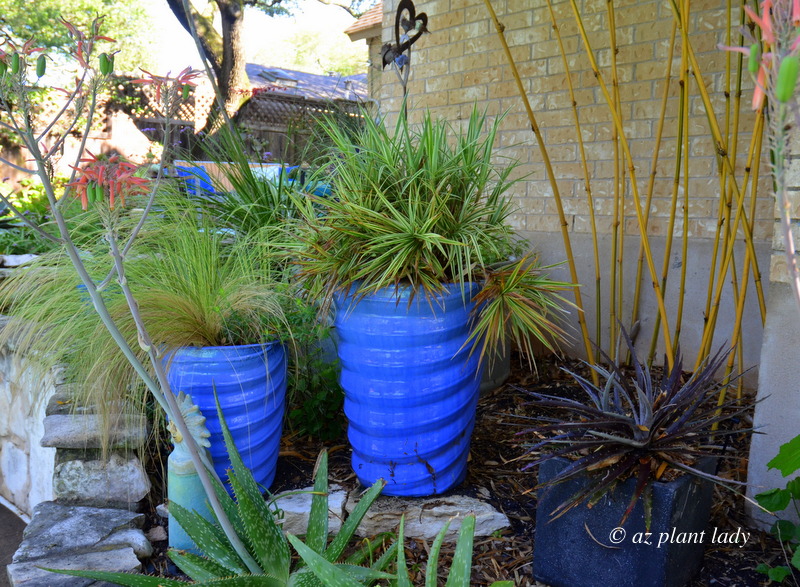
[533, 458, 715, 587]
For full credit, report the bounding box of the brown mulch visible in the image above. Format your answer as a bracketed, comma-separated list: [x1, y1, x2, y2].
[143, 353, 786, 586]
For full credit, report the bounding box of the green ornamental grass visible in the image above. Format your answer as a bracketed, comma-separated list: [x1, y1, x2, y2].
[296, 106, 572, 365]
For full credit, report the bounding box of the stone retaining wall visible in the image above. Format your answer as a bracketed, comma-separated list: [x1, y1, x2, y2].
[6, 378, 152, 586]
[0, 316, 58, 517]
[0, 316, 154, 586]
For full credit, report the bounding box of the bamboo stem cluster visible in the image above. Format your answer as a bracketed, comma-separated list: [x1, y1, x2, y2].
[483, 0, 767, 387]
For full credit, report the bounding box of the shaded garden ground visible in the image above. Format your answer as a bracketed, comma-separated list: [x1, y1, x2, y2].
[143, 353, 782, 586]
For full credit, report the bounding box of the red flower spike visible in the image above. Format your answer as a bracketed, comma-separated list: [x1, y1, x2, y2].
[68, 153, 149, 210]
[745, 3, 775, 45]
[753, 65, 767, 110]
[132, 67, 202, 104]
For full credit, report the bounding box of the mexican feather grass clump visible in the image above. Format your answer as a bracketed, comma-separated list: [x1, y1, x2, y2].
[0, 198, 289, 451]
[296, 107, 571, 365]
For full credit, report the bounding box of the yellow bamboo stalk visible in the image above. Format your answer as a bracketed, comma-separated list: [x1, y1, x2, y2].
[667, 0, 767, 337]
[718, 109, 765, 407]
[701, 170, 732, 352]
[632, 23, 678, 352]
[544, 0, 602, 348]
[665, 0, 767, 368]
[716, 1, 751, 396]
[648, 38, 687, 363]
[736, 337, 744, 399]
[694, 116, 766, 368]
[703, 0, 737, 354]
[674, 68, 691, 346]
[701, 164, 729, 348]
[609, 3, 628, 361]
[704, 0, 747, 363]
[608, 0, 622, 360]
[673, 0, 692, 348]
[481, 0, 597, 374]
[706, 167, 737, 358]
[566, 0, 675, 367]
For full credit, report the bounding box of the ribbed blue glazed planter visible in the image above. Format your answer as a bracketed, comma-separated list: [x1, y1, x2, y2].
[334, 283, 482, 496]
[164, 342, 287, 489]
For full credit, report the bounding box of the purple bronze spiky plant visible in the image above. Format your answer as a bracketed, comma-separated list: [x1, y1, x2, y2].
[518, 329, 752, 525]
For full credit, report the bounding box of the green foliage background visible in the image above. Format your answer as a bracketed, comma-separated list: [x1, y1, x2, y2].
[0, 0, 158, 72]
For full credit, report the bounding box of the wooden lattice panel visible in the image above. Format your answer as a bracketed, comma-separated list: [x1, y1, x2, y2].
[135, 85, 195, 124]
[236, 92, 365, 131]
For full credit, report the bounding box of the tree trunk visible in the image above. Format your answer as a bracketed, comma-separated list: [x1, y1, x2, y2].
[164, 0, 222, 82]
[216, 0, 250, 120]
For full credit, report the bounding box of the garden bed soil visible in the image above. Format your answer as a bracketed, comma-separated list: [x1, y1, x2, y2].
[142, 353, 782, 586]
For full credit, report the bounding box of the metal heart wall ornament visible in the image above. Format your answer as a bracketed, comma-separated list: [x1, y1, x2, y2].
[380, 0, 429, 69]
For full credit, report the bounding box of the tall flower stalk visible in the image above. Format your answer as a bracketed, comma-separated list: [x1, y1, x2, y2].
[722, 1, 800, 316]
[0, 19, 259, 571]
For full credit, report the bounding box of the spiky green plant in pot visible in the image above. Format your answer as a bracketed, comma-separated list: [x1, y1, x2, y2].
[292, 106, 571, 497]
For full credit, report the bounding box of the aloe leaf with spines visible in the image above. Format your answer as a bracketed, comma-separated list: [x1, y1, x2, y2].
[305, 451, 330, 555]
[323, 480, 385, 564]
[41, 569, 187, 587]
[287, 536, 379, 587]
[215, 392, 291, 581]
[167, 500, 250, 575]
[393, 516, 413, 587]
[393, 513, 478, 585]
[425, 518, 451, 587]
[444, 515, 476, 587]
[168, 550, 233, 582]
[365, 541, 398, 584]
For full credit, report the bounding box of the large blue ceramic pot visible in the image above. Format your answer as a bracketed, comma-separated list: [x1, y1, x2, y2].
[334, 283, 482, 496]
[164, 342, 287, 488]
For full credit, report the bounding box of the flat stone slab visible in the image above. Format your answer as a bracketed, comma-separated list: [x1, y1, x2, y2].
[274, 484, 348, 535]
[12, 502, 151, 563]
[53, 453, 151, 509]
[345, 493, 510, 540]
[7, 546, 141, 587]
[45, 387, 96, 416]
[41, 414, 147, 449]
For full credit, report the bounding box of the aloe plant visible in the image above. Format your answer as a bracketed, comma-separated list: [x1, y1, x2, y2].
[46, 396, 391, 586]
[46, 396, 492, 586]
[520, 328, 753, 525]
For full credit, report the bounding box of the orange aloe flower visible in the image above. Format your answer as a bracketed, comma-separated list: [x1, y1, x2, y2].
[68, 151, 149, 210]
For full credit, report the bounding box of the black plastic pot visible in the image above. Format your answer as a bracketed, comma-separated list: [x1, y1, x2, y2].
[533, 458, 715, 587]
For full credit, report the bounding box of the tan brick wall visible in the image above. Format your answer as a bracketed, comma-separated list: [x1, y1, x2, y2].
[376, 0, 772, 243]
[366, 38, 384, 100]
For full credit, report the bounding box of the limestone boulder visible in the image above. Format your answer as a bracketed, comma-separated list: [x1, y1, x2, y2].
[345, 493, 510, 540]
[7, 547, 142, 587]
[12, 501, 151, 563]
[41, 414, 147, 450]
[52, 452, 151, 509]
[274, 484, 348, 536]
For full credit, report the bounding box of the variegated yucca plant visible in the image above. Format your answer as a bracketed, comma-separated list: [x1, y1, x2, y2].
[47, 398, 491, 586]
[520, 328, 753, 525]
